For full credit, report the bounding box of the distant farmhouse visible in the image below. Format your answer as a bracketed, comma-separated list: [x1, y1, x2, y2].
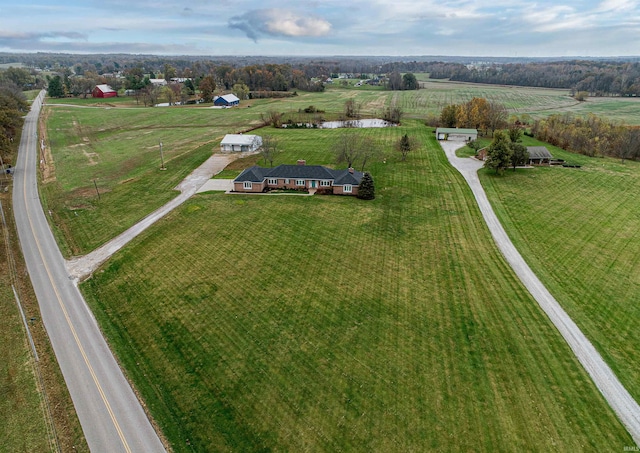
[214, 94, 240, 107]
[526, 146, 554, 165]
[220, 134, 262, 153]
[233, 160, 364, 196]
[436, 127, 478, 141]
[92, 84, 117, 98]
[477, 145, 555, 166]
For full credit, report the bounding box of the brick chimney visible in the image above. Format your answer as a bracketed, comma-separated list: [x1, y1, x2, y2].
[348, 167, 354, 173]
[297, 159, 306, 166]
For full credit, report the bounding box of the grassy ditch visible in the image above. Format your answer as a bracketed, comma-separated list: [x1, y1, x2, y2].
[81, 125, 632, 451]
[0, 193, 88, 453]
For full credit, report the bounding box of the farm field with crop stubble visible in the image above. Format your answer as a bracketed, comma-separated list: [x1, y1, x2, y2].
[480, 137, 640, 405]
[411, 76, 640, 124]
[79, 122, 632, 451]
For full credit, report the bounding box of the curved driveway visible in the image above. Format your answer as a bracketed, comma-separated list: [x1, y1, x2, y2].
[440, 140, 640, 446]
[13, 91, 166, 453]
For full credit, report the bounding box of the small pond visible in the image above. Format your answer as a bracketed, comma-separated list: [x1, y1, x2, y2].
[283, 118, 397, 129]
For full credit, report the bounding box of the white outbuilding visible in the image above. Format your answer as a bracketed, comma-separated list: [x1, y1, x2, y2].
[220, 134, 262, 153]
[436, 128, 478, 141]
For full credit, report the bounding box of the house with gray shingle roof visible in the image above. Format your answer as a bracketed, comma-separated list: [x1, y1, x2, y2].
[233, 160, 364, 196]
[527, 146, 553, 165]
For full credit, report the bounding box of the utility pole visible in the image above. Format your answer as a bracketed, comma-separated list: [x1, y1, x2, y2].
[159, 141, 166, 170]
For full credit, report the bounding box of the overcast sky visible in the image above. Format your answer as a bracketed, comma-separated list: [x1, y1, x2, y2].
[1, 0, 639, 57]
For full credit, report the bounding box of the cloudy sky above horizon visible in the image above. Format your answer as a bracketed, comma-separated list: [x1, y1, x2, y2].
[1, 0, 640, 57]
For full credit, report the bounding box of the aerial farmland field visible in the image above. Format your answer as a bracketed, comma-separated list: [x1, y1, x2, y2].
[39, 84, 640, 451]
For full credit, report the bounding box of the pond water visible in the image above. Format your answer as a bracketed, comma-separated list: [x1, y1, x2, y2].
[282, 118, 397, 129]
[320, 118, 396, 129]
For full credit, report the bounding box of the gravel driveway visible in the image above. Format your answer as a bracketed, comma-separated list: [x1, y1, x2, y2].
[440, 140, 640, 446]
[66, 153, 246, 281]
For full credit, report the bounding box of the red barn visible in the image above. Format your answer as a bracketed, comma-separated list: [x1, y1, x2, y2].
[92, 84, 117, 98]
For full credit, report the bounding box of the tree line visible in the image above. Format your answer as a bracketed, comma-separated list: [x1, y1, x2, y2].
[0, 81, 29, 165]
[431, 61, 640, 97]
[531, 114, 640, 161]
[439, 97, 508, 136]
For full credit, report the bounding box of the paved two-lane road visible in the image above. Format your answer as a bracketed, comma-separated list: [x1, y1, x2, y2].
[13, 91, 166, 453]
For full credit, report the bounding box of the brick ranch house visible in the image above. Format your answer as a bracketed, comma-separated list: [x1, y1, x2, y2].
[233, 160, 364, 195]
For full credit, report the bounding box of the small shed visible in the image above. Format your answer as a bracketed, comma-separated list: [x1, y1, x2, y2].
[220, 134, 262, 153]
[436, 128, 478, 141]
[214, 94, 240, 107]
[527, 146, 553, 165]
[92, 84, 117, 98]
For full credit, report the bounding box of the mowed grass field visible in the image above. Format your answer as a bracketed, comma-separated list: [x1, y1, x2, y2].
[79, 122, 633, 451]
[42, 81, 640, 256]
[481, 139, 640, 404]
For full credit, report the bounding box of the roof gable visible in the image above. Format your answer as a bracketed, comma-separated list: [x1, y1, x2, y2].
[221, 134, 261, 146]
[264, 165, 336, 180]
[233, 164, 364, 184]
[527, 146, 553, 159]
[95, 84, 116, 93]
[222, 94, 239, 102]
[436, 127, 478, 135]
[235, 166, 266, 182]
[331, 169, 364, 185]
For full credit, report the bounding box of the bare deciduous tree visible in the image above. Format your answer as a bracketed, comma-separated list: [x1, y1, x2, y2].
[260, 135, 281, 167]
[344, 99, 361, 119]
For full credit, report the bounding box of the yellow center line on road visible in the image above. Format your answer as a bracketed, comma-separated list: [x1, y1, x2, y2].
[21, 114, 132, 453]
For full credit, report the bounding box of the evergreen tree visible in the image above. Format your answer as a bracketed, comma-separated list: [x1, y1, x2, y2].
[396, 133, 416, 161]
[357, 172, 375, 200]
[47, 75, 65, 98]
[484, 131, 512, 175]
[402, 72, 418, 90]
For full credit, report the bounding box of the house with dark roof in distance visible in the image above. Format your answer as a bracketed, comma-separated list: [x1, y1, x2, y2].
[92, 84, 117, 98]
[214, 94, 240, 107]
[233, 160, 364, 196]
[527, 146, 553, 165]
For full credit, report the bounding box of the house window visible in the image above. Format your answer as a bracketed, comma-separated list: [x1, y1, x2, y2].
[321, 180, 332, 187]
[268, 178, 278, 185]
[243, 181, 252, 189]
[296, 179, 305, 186]
[343, 184, 352, 193]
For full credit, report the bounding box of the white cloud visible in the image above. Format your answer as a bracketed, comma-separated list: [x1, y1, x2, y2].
[263, 11, 332, 37]
[229, 8, 332, 41]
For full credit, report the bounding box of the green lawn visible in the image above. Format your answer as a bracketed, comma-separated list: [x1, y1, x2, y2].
[80, 123, 632, 452]
[481, 140, 640, 404]
[40, 86, 640, 257]
[40, 86, 640, 451]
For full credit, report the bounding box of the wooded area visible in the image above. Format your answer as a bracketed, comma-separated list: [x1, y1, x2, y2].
[531, 113, 640, 160]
